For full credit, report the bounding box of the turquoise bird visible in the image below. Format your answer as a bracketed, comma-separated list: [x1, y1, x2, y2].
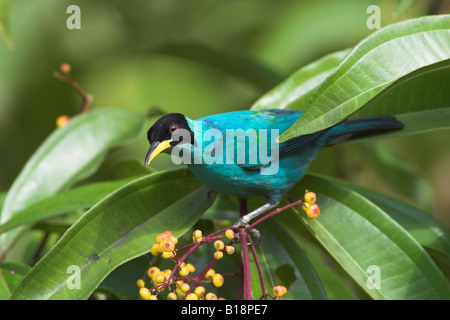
[144, 109, 403, 226]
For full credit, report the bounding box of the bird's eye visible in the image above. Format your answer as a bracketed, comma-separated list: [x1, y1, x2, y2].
[169, 124, 179, 134]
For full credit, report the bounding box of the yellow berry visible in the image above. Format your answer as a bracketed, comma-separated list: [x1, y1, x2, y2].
[181, 283, 190, 293]
[205, 292, 217, 300]
[149, 294, 158, 300]
[139, 287, 151, 300]
[136, 279, 145, 288]
[226, 245, 235, 255]
[150, 243, 162, 256]
[273, 285, 287, 297]
[179, 266, 189, 277]
[193, 230, 203, 242]
[147, 266, 160, 279]
[304, 191, 317, 204]
[194, 286, 205, 298]
[214, 251, 224, 260]
[214, 240, 225, 251]
[162, 251, 174, 259]
[154, 272, 165, 284]
[212, 273, 224, 287]
[186, 293, 199, 300]
[186, 263, 195, 273]
[225, 229, 235, 239]
[161, 239, 175, 252]
[167, 292, 177, 300]
[171, 236, 178, 245]
[56, 115, 70, 128]
[306, 203, 320, 218]
[302, 202, 310, 211]
[204, 268, 215, 280]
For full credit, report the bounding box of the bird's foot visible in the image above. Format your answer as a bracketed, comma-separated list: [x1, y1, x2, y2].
[231, 219, 260, 246]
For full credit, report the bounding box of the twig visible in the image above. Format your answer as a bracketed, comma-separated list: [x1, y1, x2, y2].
[53, 71, 93, 113]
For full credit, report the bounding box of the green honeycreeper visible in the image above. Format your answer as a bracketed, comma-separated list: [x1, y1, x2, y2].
[145, 109, 403, 226]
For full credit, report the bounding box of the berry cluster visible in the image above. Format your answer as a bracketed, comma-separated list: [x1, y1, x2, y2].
[137, 230, 236, 300]
[137, 190, 319, 300]
[302, 191, 320, 218]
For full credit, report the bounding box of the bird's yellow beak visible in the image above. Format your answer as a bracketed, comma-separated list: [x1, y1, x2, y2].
[145, 139, 173, 167]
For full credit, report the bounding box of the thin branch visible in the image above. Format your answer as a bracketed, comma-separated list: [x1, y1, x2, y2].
[53, 71, 93, 113]
[240, 231, 252, 300]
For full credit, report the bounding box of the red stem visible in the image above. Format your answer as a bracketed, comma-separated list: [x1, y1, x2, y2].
[240, 230, 252, 300]
[247, 199, 303, 230]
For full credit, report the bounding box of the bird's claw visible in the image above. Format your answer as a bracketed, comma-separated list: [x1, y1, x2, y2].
[232, 219, 261, 246]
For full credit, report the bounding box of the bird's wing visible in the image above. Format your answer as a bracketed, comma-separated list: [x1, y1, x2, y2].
[199, 109, 328, 170]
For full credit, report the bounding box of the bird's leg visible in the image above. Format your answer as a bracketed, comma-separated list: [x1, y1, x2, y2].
[239, 197, 248, 217]
[233, 201, 279, 228]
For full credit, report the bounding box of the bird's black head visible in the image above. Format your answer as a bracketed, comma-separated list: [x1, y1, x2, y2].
[145, 113, 194, 167]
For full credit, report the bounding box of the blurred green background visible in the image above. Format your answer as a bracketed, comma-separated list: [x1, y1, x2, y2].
[1, 0, 449, 229]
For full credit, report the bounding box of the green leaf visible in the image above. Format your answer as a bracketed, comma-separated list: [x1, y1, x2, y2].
[0, 178, 136, 234]
[279, 15, 450, 141]
[250, 220, 326, 300]
[10, 169, 215, 300]
[251, 49, 350, 110]
[345, 108, 450, 143]
[353, 142, 434, 209]
[0, 108, 145, 255]
[353, 59, 450, 118]
[334, 179, 450, 257]
[0, 0, 14, 50]
[287, 174, 449, 299]
[0, 262, 30, 299]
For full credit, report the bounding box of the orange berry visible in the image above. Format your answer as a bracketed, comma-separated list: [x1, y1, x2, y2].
[212, 273, 224, 287]
[306, 204, 320, 218]
[56, 115, 70, 128]
[59, 63, 71, 74]
[273, 285, 287, 297]
[156, 231, 173, 244]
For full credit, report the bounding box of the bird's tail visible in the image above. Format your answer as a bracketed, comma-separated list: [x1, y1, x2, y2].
[325, 116, 404, 146]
